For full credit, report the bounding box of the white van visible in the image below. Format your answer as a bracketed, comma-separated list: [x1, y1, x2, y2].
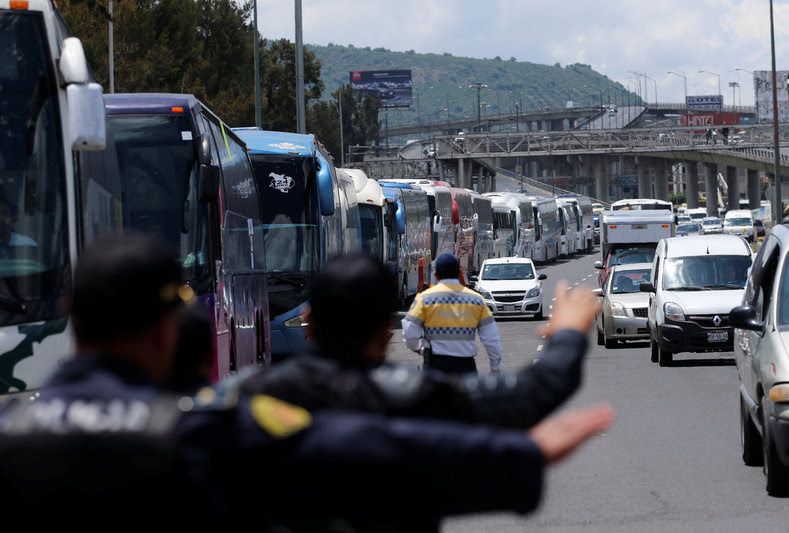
[641, 234, 753, 366]
[723, 209, 755, 242]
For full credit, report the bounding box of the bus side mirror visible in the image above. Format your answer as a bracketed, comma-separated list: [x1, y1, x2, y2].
[316, 154, 336, 216]
[199, 164, 220, 203]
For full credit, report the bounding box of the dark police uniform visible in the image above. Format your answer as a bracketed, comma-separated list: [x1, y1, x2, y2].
[237, 329, 587, 429]
[0, 352, 549, 528]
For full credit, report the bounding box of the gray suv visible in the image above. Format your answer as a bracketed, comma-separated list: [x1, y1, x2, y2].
[730, 223, 789, 495]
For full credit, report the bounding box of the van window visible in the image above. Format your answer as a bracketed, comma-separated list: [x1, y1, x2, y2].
[662, 255, 751, 290]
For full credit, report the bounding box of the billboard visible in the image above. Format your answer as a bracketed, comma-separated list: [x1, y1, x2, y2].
[686, 95, 722, 113]
[350, 70, 412, 108]
[682, 112, 740, 127]
[754, 70, 789, 124]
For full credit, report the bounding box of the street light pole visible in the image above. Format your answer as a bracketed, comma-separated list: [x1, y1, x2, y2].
[469, 83, 487, 132]
[770, 0, 782, 222]
[668, 71, 687, 111]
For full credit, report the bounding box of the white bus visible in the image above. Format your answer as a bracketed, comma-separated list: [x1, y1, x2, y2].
[0, 0, 106, 396]
[483, 192, 536, 260]
[611, 198, 673, 212]
[556, 194, 595, 252]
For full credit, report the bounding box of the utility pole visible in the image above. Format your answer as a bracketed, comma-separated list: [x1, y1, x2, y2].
[109, 0, 114, 93]
[295, 0, 306, 133]
[338, 87, 344, 167]
[770, 0, 782, 222]
[469, 83, 487, 132]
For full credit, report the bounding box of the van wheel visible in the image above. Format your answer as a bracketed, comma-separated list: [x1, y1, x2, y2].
[650, 334, 659, 363]
[762, 396, 789, 495]
[741, 395, 763, 466]
[597, 328, 604, 346]
[657, 344, 673, 367]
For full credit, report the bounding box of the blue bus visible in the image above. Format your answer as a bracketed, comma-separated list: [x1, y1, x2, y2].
[233, 128, 361, 361]
[79, 93, 270, 381]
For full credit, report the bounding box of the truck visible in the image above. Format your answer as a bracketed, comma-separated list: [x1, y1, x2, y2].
[594, 209, 676, 286]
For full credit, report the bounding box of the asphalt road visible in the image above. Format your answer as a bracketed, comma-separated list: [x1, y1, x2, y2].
[386, 248, 789, 532]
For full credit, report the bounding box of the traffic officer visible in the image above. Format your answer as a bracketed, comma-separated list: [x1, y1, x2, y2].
[403, 253, 502, 374]
[0, 234, 614, 528]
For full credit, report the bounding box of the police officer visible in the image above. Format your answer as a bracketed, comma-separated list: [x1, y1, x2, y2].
[403, 253, 502, 374]
[0, 234, 614, 528]
[239, 250, 600, 430]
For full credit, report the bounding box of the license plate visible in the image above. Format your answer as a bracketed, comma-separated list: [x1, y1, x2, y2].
[504, 304, 515, 311]
[708, 330, 728, 342]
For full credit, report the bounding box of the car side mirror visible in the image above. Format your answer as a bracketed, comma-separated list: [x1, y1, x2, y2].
[592, 288, 603, 296]
[468, 275, 478, 283]
[729, 305, 764, 332]
[538, 273, 547, 280]
[594, 261, 603, 269]
[640, 282, 655, 293]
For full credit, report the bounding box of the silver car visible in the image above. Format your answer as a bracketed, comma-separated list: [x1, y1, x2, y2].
[594, 263, 652, 348]
[731, 224, 789, 495]
[700, 217, 724, 234]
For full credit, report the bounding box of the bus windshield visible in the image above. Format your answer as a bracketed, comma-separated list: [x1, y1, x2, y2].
[249, 154, 320, 275]
[82, 114, 210, 291]
[0, 11, 69, 324]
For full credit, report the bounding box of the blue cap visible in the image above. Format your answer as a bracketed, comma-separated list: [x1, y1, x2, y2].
[434, 253, 460, 279]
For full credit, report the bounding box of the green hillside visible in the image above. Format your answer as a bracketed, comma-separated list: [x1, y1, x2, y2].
[307, 43, 641, 128]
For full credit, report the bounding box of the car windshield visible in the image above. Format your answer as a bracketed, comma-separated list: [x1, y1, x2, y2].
[703, 219, 721, 226]
[609, 246, 655, 266]
[610, 269, 651, 293]
[482, 262, 535, 280]
[677, 223, 699, 232]
[725, 218, 751, 226]
[663, 255, 751, 290]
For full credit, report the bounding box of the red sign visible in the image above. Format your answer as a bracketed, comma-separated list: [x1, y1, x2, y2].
[682, 112, 740, 126]
[351, 71, 362, 81]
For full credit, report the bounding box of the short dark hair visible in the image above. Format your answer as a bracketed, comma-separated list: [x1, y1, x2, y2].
[71, 233, 184, 343]
[172, 303, 213, 377]
[307, 251, 397, 358]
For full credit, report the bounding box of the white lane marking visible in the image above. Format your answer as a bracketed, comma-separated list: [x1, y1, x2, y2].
[536, 345, 543, 352]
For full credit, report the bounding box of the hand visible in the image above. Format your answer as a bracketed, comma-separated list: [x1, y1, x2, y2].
[528, 403, 615, 464]
[538, 281, 601, 338]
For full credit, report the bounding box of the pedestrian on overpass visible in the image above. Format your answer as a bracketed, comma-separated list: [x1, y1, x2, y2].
[403, 253, 502, 375]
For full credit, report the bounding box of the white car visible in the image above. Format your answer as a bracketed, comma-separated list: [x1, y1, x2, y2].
[700, 217, 724, 234]
[594, 263, 652, 348]
[724, 209, 755, 242]
[469, 257, 547, 319]
[641, 234, 753, 366]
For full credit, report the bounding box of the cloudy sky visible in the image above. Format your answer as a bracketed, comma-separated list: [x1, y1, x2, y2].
[255, 0, 789, 107]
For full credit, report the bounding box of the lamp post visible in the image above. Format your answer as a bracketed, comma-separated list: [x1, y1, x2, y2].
[668, 71, 687, 111]
[469, 83, 487, 132]
[770, 0, 782, 222]
[644, 74, 657, 105]
[728, 81, 740, 110]
[698, 70, 721, 98]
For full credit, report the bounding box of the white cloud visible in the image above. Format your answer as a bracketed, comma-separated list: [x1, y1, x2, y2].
[255, 0, 789, 105]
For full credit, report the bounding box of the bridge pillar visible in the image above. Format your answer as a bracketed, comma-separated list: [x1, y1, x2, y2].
[637, 161, 651, 198]
[747, 169, 761, 209]
[457, 159, 465, 189]
[705, 163, 720, 216]
[594, 158, 609, 202]
[654, 160, 669, 202]
[490, 172, 496, 191]
[437, 160, 445, 182]
[726, 166, 739, 211]
[686, 162, 700, 208]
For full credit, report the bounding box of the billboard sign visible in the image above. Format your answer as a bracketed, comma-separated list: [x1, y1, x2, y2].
[754, 70, 789, 124]
[350, 70, 412, 108]
[686, 95, 722, 113]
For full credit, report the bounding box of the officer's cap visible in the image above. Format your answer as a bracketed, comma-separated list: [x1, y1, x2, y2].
[434, 253, 460, 279]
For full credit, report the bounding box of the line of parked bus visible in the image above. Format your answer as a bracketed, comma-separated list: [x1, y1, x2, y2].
[1, 1, 599, 396]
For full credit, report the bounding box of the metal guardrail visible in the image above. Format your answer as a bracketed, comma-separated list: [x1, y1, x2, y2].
[433, 124, 789, 159]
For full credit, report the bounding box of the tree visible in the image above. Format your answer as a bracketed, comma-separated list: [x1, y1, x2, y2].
[308, 85, 380, 159]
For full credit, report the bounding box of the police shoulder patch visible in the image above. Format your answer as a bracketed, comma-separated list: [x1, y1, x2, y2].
[249, 394, 312, 438]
